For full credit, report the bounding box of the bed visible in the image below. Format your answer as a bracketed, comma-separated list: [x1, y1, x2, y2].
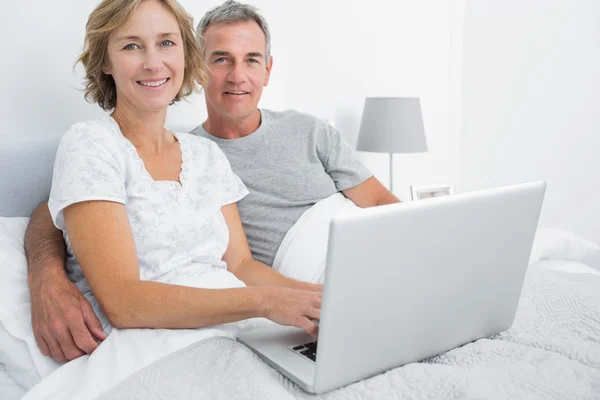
[102, 261, 600, 399]
[1, 133, 599, 399]
[0, 363, 26, 400]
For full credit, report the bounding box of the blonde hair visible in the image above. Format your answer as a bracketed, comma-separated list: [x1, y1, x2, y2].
[76, 0, 207, 111]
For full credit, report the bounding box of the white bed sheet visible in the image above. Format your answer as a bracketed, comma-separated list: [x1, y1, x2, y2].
[0, 362, 27, 400]
[17, 259, 600, 400]
[534, 258, 600, 276]
[99, 265, 600, 399]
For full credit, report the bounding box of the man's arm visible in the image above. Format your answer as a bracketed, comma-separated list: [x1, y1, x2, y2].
[342, 176, 400, 208]
[318, 122, 399, 208]
[24, 202, 106, 362]
[25, 202, 67, 277]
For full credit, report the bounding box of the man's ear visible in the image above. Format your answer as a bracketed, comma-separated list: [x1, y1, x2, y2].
[264, 55, 273, 87]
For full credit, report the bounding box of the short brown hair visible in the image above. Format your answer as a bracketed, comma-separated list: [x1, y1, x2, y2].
[196, 1, 271, 60]
[76, 0, 207, 111]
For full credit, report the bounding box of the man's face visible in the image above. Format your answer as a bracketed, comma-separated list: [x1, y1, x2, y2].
[202, 20, 272, 122]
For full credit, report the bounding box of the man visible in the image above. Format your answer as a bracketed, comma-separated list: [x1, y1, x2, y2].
[25, 0, 398, 363]
[192, 1, 398, 266]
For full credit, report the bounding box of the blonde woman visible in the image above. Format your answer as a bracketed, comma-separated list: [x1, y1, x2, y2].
[25, 0, 321, 386]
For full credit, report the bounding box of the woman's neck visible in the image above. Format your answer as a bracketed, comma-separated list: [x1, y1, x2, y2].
[111, 103, 172, 154]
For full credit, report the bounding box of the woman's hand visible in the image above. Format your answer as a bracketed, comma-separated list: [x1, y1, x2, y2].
[295, 282, 323, 292]
[261, 287, 322, 338]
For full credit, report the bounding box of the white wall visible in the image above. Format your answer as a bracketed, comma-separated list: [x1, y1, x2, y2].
[460, 0, 600, 242]
[0, 0, 460, 202]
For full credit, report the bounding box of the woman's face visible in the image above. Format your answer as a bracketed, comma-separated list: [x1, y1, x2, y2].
[104, 0, 185, 114]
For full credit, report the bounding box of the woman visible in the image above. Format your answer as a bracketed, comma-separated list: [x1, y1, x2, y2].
[48, 0, 321, 340]
[20, 1, 322, 398]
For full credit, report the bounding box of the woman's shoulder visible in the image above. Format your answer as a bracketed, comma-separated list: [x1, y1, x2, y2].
[60, 117, 121, 149]
[56, 118, 127, 170]
[178, 131, 215, 146]
[178, 131, 223, 157]
[177, 132, 232, 177]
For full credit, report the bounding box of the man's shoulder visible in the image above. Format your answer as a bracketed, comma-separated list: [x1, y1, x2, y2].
[262, 109, 329, 135]
[263, 108, 322, 124]
[188, 124, 209, 138]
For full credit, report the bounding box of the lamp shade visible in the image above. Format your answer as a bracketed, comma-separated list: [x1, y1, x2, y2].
[356, 97, 428, 153]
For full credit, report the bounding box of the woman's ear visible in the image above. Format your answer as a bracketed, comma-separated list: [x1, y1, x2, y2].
[103, 62, 111, 75]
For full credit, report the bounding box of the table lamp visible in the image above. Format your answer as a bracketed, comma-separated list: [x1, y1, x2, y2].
[356, 97, 428, 194]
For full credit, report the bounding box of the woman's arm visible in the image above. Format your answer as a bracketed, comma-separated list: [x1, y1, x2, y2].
[220, 203, 322, 292]
[64, 200, 321, 335]
[220, 202, 322, 334]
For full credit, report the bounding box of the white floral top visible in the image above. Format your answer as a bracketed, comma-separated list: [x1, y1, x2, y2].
[49, 117, 249, 298]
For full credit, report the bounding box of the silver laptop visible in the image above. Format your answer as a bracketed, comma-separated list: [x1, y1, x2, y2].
[237, 181, 546, 394]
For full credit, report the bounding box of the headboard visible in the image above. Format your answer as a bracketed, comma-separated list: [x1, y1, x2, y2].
[0, 133, 64, 217]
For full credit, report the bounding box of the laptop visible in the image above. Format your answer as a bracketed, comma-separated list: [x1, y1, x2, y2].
[237, 181, 546, 394]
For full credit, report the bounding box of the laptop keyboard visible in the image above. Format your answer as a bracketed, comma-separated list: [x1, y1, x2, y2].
[288, 341, 318, 362]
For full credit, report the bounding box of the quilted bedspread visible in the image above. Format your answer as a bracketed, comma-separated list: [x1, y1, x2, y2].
[101, 267, 600, 399]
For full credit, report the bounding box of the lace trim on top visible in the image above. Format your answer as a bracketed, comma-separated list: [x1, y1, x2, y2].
[103, 116, 189, 187]
[176, 133, 190, 186]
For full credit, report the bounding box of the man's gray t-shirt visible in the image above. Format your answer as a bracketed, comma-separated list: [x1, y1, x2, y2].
[190, 109, 372, 266]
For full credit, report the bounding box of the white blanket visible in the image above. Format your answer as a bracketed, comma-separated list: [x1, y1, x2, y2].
[0, 363, 26, 400]
[21, 192, 355, 399]
[272, 193, 360, 283]
[21, 193, 357, 399]
[20, 269, 269, 400]
[101, 267, 600, 399]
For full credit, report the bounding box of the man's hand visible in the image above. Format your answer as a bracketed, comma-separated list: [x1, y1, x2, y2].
[29, 272, 107, 362]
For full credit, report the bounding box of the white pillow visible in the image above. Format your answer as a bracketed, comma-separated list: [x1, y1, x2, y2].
[529, 228, 600, 264]
[0, 217, 61, 389]
[531, 259, 600, 276]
